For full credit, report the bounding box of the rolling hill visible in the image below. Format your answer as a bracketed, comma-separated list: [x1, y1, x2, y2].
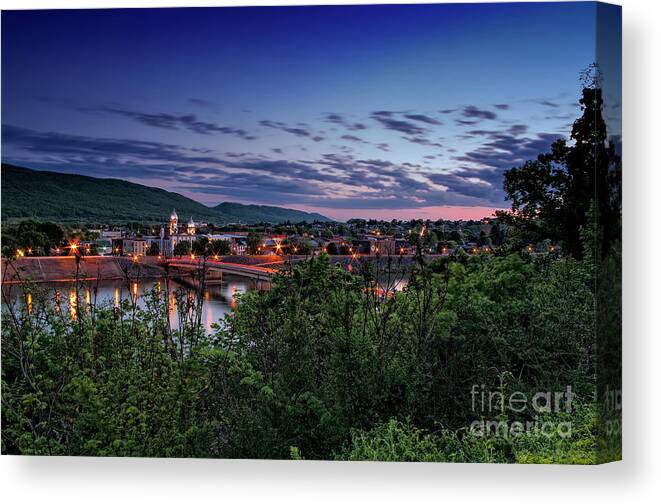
[1, 164, 331, 224]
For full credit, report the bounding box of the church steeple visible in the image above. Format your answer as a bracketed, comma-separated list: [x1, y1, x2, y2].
[169, 208, 178, 234]
[187, 216, 196, 236]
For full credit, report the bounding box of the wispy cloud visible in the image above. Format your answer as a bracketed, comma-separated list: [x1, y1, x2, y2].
[402, 113, 443, 125]
[188, 98, 218, 109]
[259, 119, 324, 141]
[340, 134, 369, 144]
[370, 113, 427, 136]
[2, 124, 514, 210]
[323, 113, 367, 131]
[462, 105, 498, 120]
[103, 107, 255, 140]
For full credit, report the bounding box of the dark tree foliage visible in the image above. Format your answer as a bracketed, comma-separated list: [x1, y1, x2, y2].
[501, 79, 621, 258]
[2, 253, 602, 462]
[246, 232, 261, 255]
[1, 220, 65, 256]
[173, 241, 191, 257]
[192, 237, 210, 256]
[147, 242, 160, 256]
[211, 239, 231, 256]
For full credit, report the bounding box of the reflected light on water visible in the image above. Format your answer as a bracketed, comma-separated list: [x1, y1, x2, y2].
[69, 290, 77, 320]
[5, 277, 254, 333]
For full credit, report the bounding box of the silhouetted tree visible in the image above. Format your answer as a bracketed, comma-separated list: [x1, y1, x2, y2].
[192, 236, 210, 256]
[246, 232, 261, 255]
[147, 242, 160, 256]
[501, 67, 621, 258]
[211, 239, 231, 256]
[173, 241, 191, 257]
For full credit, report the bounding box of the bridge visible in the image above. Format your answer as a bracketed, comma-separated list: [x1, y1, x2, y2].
[161, 258, 283, 289]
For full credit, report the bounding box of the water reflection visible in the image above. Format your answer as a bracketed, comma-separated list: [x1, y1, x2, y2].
[69, 290, 77, 320]
[2, 276, 252, 335]
[3, 273, 401, 334]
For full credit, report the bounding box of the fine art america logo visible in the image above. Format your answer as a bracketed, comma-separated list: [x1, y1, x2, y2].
[469, 384, 575, 439]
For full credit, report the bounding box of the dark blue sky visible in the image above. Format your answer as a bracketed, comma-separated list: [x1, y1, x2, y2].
[2, 3, 612, 220]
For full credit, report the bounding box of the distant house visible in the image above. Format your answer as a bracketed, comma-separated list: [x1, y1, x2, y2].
[352, 239, 372, 255]
[101, 230, 123, 240]
[95, 239, 112, 256]
[113, 238, 147, 256]
[208, 234, 248, 255]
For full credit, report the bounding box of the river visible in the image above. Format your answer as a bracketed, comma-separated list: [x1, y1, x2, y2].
[1, 276, 252, 335]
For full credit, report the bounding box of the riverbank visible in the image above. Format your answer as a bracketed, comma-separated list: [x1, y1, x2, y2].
[1, 256, 166, 284]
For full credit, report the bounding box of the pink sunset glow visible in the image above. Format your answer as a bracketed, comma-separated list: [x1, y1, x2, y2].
[288, 206, 508, 222]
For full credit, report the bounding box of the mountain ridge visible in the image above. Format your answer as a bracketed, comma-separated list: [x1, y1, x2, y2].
[0, 164, 332, 224]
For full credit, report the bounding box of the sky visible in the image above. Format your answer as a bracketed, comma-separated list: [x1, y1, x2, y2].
[2, 3, 604, 221]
